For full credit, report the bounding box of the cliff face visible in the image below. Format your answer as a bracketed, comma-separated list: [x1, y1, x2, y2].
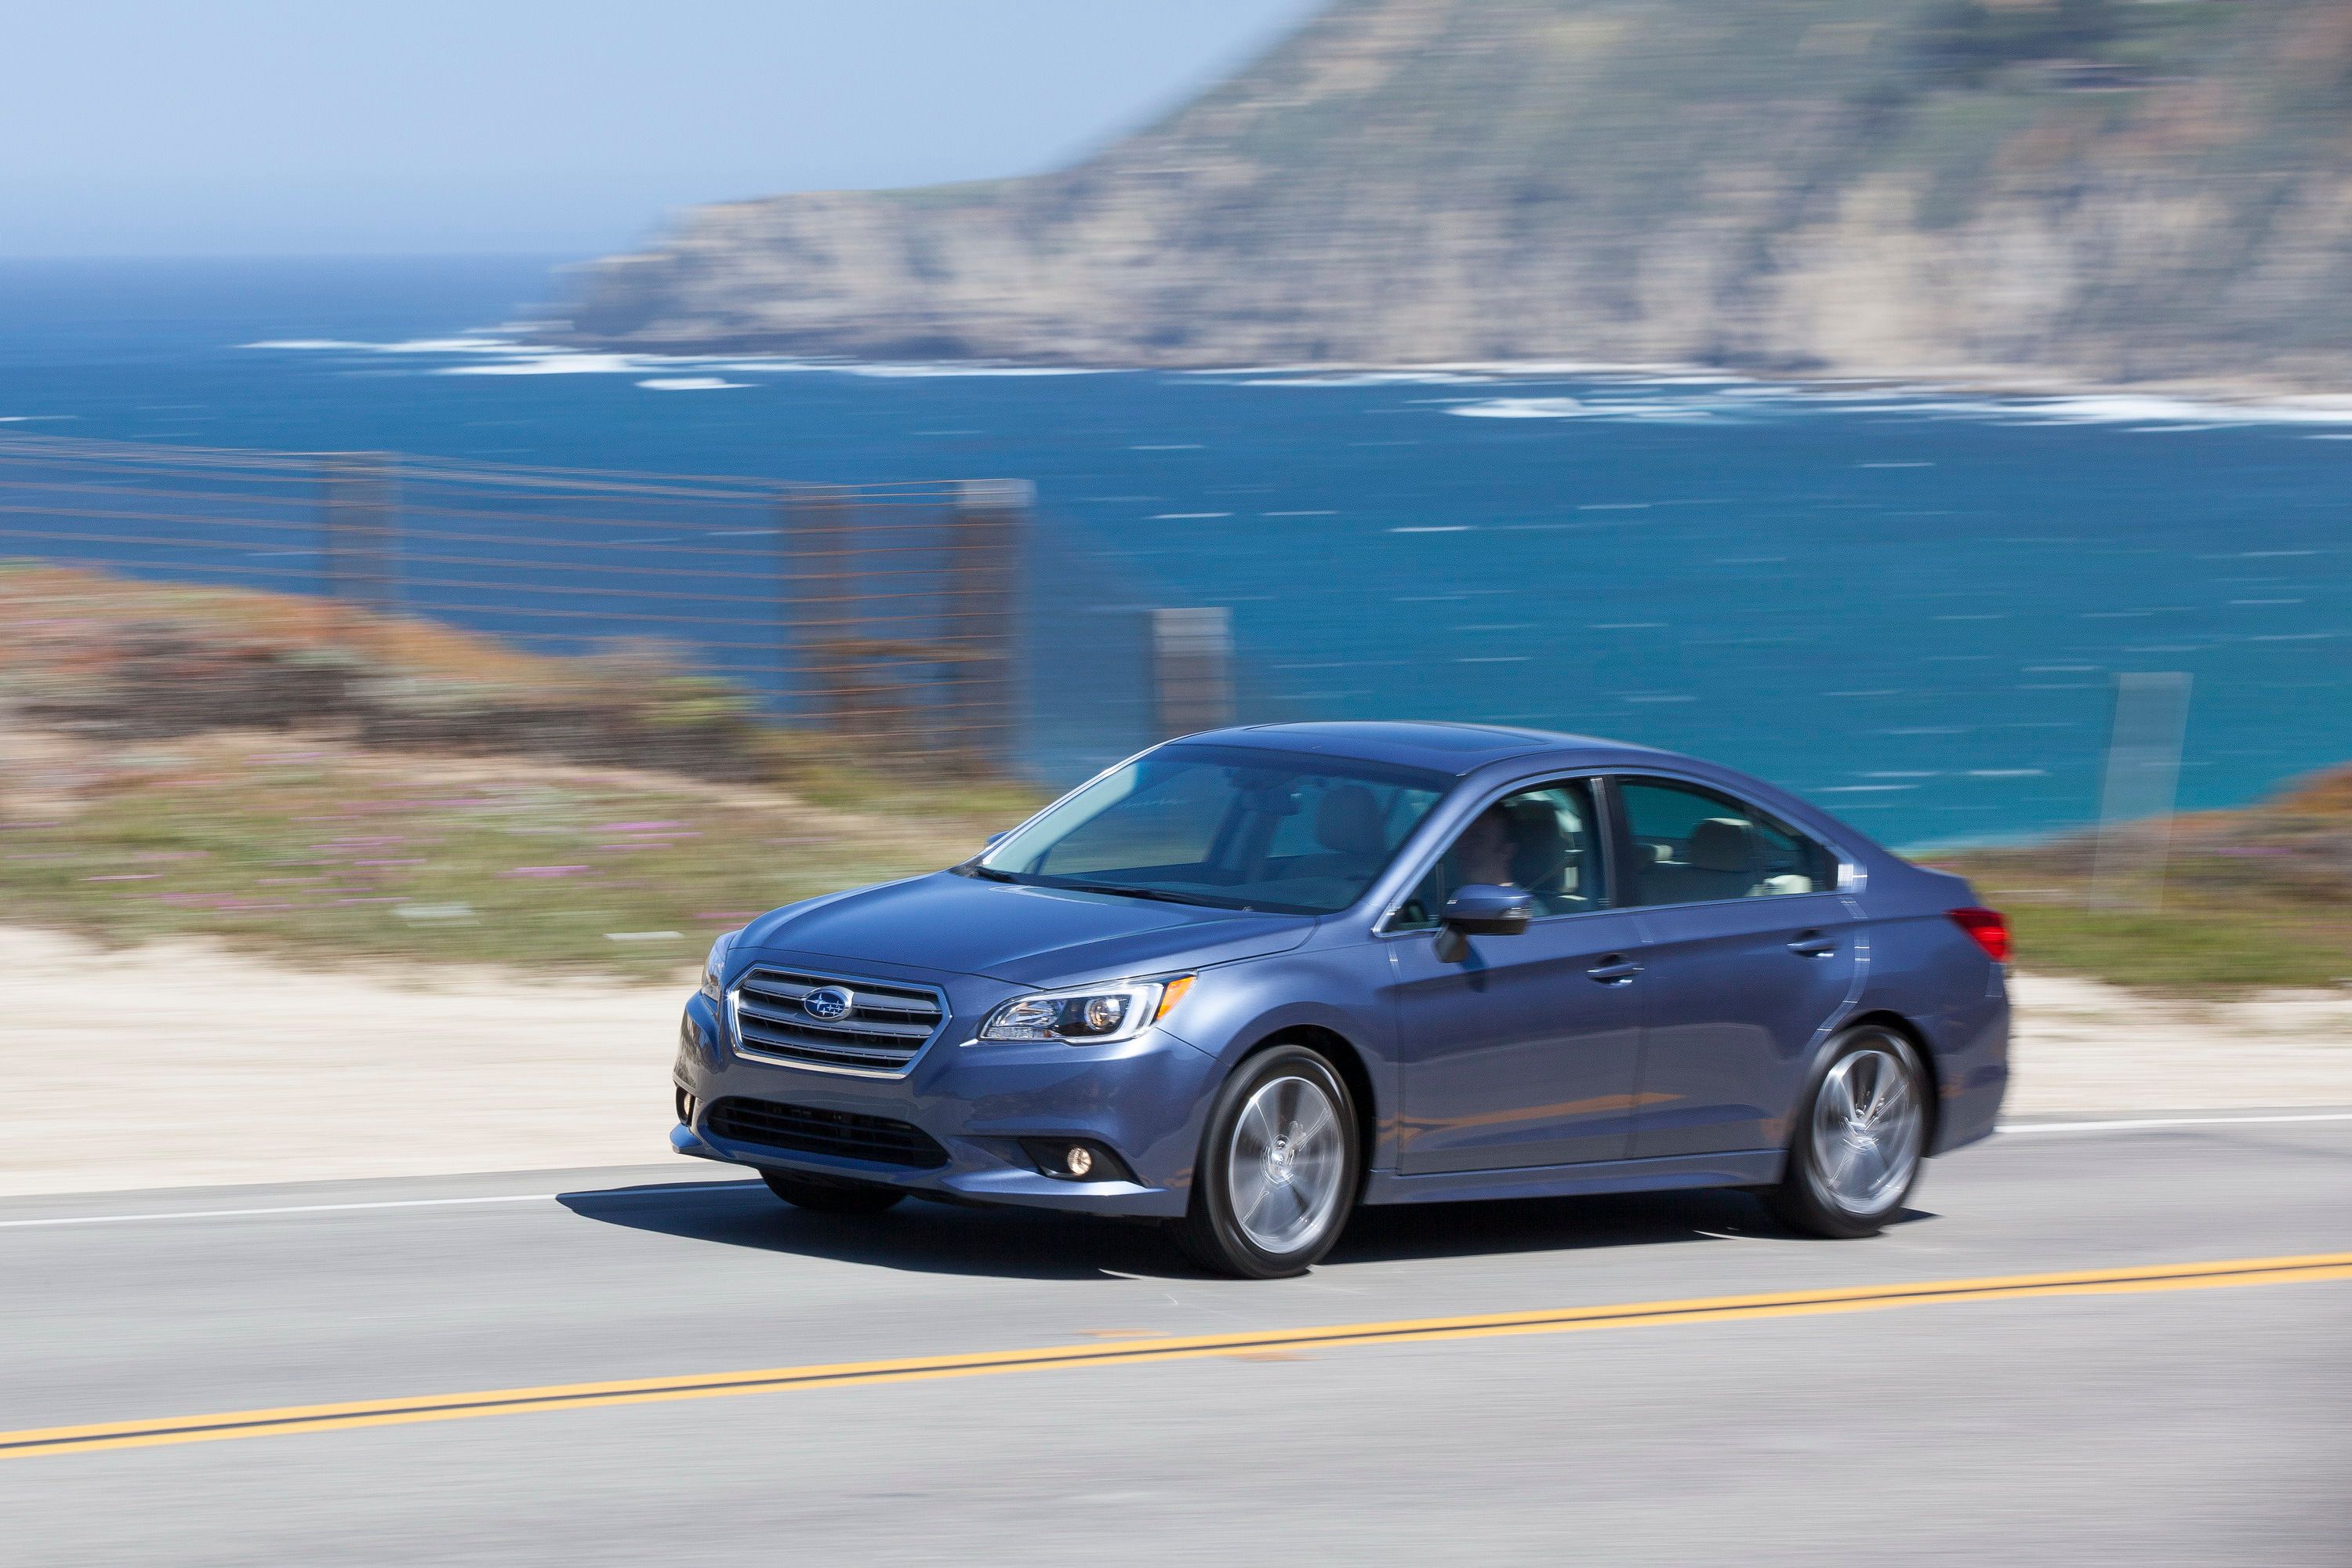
[561, 0, 2352, 387]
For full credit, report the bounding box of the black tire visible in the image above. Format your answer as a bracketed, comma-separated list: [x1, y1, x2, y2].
[760, 1168, 906, 1215]
[1766, 1024, 1929, 1239]
[1170, 1044, 1360, 1279]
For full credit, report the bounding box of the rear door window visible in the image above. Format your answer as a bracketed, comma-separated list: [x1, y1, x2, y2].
[1614, 777, 1835, 907]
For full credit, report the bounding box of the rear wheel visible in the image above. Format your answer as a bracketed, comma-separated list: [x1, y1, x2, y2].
[1170, 1044, 1359, 1279]
[1767, 1025, 1928, 1239]
[760, 1168, 906, 1215]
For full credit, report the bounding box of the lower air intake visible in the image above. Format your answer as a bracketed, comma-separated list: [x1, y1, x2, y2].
[707, 1097, 950, 1170]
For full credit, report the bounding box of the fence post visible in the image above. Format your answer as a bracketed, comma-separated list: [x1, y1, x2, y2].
[939, 480, 1031, 770]
[779, 485, 867, 742]
[2089, 671, 2193, 911]
[1152, 607, 1236, 739]
[318, 454, 401, 616]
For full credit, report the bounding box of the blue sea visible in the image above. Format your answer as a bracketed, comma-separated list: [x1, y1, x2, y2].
[4, 256, 2350, 844]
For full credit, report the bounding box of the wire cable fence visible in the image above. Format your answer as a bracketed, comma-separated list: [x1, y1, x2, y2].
[0, 434, 1223, 782]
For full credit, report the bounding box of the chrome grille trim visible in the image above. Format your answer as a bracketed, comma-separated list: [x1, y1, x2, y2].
[726, 965, 949, 1076]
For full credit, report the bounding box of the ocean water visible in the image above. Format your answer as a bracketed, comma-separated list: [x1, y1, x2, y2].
[4, 256, 2350, 844]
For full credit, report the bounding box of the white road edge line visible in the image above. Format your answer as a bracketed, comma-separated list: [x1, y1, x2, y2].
[5, 1112, 2350, 1230]
[1999, 1112, 2352, 1135]
[0, 1181, 760, 1231]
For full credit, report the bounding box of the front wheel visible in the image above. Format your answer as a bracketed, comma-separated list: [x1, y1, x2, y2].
[1170, 1044, 1359, 1278]
[1767, 1025, 1928, 1239]
[760, 1168, 906, 1215]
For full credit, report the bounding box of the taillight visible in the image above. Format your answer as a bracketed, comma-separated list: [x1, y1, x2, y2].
[1948, 906, 2009, 964]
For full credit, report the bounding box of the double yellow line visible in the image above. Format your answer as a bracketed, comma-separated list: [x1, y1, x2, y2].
[8, 1251, 2348, 1461]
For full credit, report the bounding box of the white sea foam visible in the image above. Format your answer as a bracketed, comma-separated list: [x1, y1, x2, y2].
[635, 377, 750, 391]
[237, 333, 2352, 430]
[440, 354, 648, 376]
[1235, 371, 1497, 387]
[1448, 397, 1587, 419]
[2018, 394, 2352, 426]
[840, 363, 1105, 379]
[384, 337, 537, 354]
[1446, 396, 1716, 422]
[1415, 374, 2352, 430]
[244, 336, 536, 355]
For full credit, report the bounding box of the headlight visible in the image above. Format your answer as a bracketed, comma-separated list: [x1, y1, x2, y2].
[977, 975, 1193, 1044]
[698, 928, 742, 1003]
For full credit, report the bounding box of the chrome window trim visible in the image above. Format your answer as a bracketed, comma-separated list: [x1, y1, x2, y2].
[727, 964, 952, 1079]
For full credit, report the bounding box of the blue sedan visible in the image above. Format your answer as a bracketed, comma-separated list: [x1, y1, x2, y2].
[671, 722, 2010, 1277]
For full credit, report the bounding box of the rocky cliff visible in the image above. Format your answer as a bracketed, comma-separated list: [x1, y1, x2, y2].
[559, 0, 2352, 388]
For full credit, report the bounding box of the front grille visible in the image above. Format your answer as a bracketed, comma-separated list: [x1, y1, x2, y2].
[706, 1097, 949, 1169]
[730, 966, 947, 1073]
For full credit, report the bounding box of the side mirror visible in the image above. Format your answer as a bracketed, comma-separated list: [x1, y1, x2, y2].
[984, 830, 1009, 848]
[1442, 884, 1533, 938]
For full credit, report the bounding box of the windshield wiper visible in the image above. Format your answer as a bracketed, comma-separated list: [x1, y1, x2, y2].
[1046, 880, 1234, 909]
[962, 864, 1020, 883]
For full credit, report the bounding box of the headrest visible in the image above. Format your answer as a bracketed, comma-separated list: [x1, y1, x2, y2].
[1689, 818, 1754, 873]
[1316, 785, 1387, 858]
[1504, 797, 1570, 887]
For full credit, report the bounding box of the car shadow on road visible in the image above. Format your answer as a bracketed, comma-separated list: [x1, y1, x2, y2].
[559, 1178, 1938, 1282]
[1332, 1189, 1936, 1265]
[557, 1181, 1191, 1280]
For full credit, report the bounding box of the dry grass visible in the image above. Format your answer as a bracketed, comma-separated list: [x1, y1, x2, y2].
[0, 730, 1020, 978]
[0, 564, 1041, 975]
[1933, 766, 2352, 993]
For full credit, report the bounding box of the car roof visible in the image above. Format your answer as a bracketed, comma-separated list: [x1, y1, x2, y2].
[1176, 720, 1657, 776]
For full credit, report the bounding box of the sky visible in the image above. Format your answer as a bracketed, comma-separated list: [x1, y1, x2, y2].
[2, 1, 1327, 258]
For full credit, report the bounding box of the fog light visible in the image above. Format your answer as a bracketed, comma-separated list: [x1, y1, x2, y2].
[675, 1087, 697, 1126]
[1018, 1138, 1130, 1181]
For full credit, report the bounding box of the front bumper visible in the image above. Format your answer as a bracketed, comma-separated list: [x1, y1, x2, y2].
[672, 989, 1219, 1218]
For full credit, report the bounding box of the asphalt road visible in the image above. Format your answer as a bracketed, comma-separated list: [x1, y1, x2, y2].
[4, 1114, 2350, 1566]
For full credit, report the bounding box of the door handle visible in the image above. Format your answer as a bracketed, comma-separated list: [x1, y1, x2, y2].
[1586, 957, 1644, 984]
[1787, 932, 1838, 957]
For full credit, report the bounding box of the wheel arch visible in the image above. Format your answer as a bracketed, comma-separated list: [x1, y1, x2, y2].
[1235, 1024, 1381, 1195]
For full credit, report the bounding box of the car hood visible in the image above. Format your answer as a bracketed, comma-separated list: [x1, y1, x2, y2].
[737, 872, 1319, 987]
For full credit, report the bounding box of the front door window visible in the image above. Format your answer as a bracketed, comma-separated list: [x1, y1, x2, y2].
[1391, 778, 1606, 930]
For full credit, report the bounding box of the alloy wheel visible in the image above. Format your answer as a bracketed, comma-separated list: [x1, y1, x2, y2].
[1807, 1044, 1924, 1214]
[1226, 1073, 1348, 1254]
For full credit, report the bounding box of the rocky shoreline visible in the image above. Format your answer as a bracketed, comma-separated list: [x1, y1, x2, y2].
[554, 0, 2352, 396]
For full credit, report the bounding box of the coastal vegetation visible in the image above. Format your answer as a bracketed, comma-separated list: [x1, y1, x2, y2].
[1939, 772, 2352, 994]
[0, 565, 1030, 977]
[6, 564, 2347, 993]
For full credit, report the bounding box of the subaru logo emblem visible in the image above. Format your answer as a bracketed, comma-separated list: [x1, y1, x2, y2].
[803, 985, 855, 1022]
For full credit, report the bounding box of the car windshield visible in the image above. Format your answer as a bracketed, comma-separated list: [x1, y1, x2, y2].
[971, 745, 1452, 914]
